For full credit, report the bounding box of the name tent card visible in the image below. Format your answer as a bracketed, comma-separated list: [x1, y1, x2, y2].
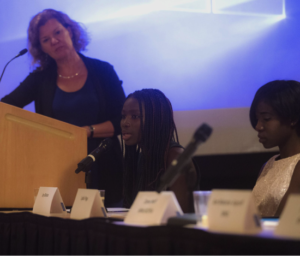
[70, 189, 107, 220]
[124, 191, 183, 226]
[275, 194, 300, 239]
[33, 187, 66, 216]
[207, 189, 261, 234]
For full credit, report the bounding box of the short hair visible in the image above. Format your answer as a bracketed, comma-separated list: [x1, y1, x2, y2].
[27, 9, 89, 69]
[249, 80, 300, 134]
[122, 89, 179, 207]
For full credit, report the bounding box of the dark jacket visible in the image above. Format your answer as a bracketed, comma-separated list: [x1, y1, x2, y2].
[1, 53, 125, 136]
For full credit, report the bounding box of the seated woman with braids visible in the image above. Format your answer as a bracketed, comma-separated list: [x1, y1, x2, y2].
[120, 88, 198, 213]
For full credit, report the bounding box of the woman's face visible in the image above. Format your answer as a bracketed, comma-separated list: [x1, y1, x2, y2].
[255, 101, 293, 149]
[39, 18, 74, 61]
[121, 97, 142, 146]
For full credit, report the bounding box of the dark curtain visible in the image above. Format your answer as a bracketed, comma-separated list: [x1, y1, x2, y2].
[0, 212, 299, 255]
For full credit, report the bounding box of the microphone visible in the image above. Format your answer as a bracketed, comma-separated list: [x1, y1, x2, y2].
[16, 48, 28, 58]
[75, 138, 112, 174]
[157, 123, 213, 192]
[0, 48, 28, 83]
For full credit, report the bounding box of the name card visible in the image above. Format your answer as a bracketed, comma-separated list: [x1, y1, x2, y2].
[33, 187, 66, 216]
[124, 191, 183, 226]
[207, 189, 261, 234]
[275, 194, 300, 239]
[70, 189, 107, 220]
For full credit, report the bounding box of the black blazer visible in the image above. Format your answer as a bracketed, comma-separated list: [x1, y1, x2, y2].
[1, 53, 125, 136]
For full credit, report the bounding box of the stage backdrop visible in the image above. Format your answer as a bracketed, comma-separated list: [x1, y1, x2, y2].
[1, 0, 299, 155]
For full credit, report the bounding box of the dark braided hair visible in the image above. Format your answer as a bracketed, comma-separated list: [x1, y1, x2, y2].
[122, 89, 179, 208]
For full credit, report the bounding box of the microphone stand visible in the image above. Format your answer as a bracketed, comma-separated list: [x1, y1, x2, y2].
[157, 123, 212, 193]
[0, 49, 28, 83]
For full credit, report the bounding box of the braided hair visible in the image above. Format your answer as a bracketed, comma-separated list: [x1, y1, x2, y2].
[122, 89, 179, 207]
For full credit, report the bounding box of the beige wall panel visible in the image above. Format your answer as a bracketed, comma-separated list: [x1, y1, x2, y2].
[174, 108, 278, 155]
[0, 102, 87, 208]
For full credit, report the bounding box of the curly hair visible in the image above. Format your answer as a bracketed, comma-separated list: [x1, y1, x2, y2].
[27, 9, 89, 69]
[250, 80, 300, 135]
[122, 89, 179, 207]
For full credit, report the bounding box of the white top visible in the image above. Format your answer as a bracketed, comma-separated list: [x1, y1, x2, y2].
[252, 153, 300, 217]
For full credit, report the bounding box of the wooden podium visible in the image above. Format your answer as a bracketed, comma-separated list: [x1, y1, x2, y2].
[0, 102, 87, 208]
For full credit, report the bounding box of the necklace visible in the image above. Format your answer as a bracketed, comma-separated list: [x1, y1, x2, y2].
[58, 72, 79, 79]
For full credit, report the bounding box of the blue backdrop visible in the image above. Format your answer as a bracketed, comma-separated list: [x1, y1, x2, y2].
[0, 0, 299, 112]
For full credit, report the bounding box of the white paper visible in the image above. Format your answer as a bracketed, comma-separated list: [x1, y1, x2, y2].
[33, 187, 66, 216]
[275, 194, 300, 239]
[124, 191, 183, 226]
[207, 189, 261, 234]
[70, 189, 107, 220]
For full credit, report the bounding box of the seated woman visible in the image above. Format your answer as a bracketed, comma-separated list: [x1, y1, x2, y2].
[250, 80, 300, 217]
[120, 89, 198, 213]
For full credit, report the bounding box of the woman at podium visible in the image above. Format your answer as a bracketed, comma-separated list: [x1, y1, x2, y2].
[1, 9, 125, 207]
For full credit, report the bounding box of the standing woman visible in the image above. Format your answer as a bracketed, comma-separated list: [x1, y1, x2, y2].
[250, 80, 300, 217]
[1, 9, 125, 207]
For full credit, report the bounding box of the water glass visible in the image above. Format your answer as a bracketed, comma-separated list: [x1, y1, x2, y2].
[193, 191, 211, 216]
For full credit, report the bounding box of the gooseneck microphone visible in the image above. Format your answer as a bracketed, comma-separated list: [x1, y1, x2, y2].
[0, 48, 28, 83]
[157, 123, 213, 192]
[75, 138, 112, 174]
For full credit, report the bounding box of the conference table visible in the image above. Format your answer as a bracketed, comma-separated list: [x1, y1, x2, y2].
[0, 211, 299, 255]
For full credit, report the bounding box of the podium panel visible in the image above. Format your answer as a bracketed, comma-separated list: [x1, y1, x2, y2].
[0, 102, 87, 208]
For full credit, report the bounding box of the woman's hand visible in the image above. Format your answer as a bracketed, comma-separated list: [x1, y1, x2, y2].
[82, 121, 115, 138]
[83, 126, 92, 137]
